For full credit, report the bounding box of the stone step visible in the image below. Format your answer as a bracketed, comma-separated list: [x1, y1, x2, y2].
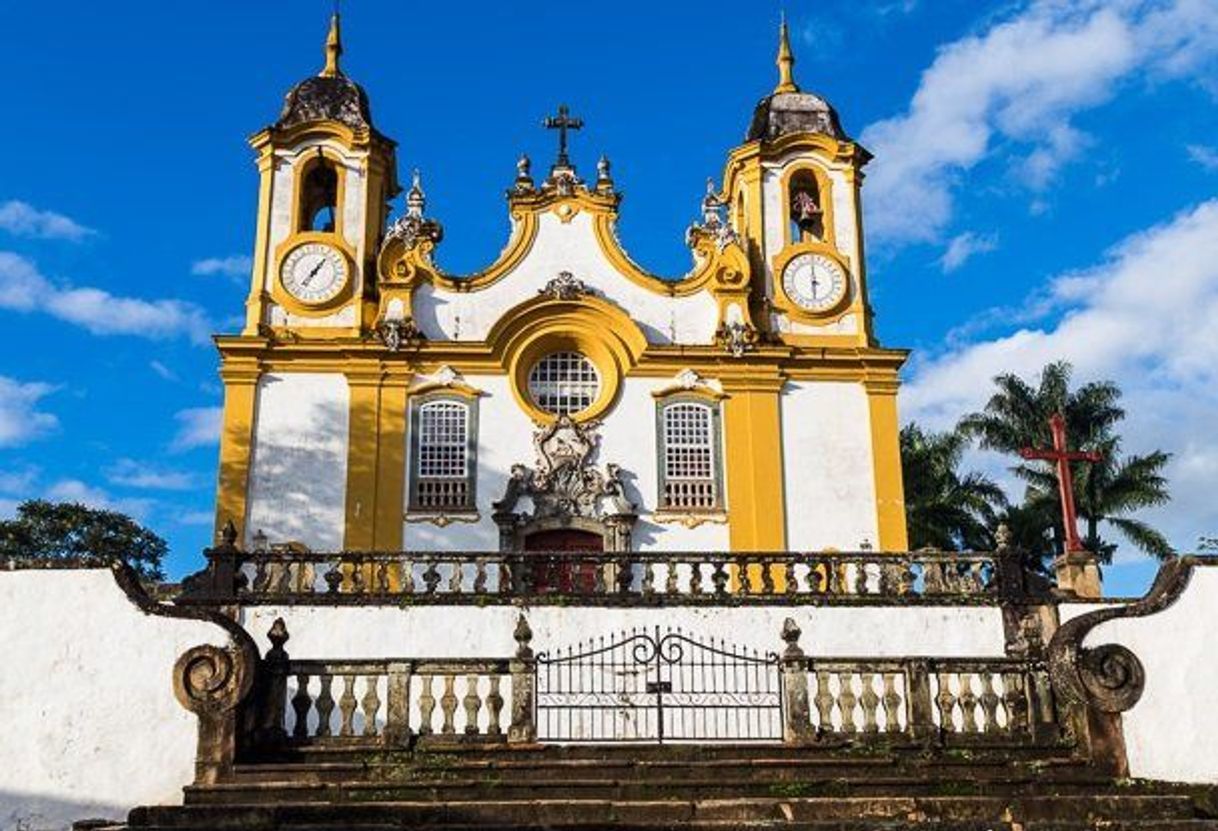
[128, 794, 1212, 831]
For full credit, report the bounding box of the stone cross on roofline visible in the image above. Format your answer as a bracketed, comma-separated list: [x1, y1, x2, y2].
[543, 103, 583, 169]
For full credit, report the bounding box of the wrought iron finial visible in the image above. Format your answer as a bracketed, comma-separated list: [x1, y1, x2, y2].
[543, 103, 583, 169]
[775, 17, 798, 94]
[321, 12, 343, 78]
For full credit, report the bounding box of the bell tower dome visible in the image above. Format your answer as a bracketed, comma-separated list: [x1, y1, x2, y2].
[241, 13, 399, 337]
[722, 21, 875, 347]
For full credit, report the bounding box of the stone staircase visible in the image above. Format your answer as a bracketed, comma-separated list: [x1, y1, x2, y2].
[126, 745, 1218, 830]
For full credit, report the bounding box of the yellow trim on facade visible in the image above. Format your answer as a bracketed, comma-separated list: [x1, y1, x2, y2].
[213, 358, 262, 545]
[721, 376, 787, 551]
[342, 367, 381, 550]
[373, 377, 409, 551]
[864, 378, 909, 551]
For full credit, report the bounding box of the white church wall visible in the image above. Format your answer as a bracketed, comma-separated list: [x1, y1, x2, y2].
[1060, 564, 1218, 784]
[246, 372, 349, 551]
[0, 569, 229, 830]
[780, 380, 879, 550]
[412, 211, 720, 345]
[240, 603, 1007, 663]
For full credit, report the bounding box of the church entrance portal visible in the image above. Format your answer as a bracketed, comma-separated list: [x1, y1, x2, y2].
[523, 529, 603, 592]
[523, 529, 604, 551]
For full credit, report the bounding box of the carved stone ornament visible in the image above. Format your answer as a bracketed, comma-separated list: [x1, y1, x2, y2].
[381, 170, 442, 255]
[539, 270, 592, 300]
[377, 317, 423, 352]
[715, 320, 760, 357]
[686, 179, 740, 252]
[494, 417, 635, 521]
[172, 644, 253, 717]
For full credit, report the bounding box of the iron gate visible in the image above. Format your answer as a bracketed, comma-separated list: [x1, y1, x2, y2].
[535, 627, 783, 743]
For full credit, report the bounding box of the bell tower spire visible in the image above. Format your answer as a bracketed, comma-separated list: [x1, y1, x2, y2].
[321, 12, 343, 78]
[775, 16, 799, 94]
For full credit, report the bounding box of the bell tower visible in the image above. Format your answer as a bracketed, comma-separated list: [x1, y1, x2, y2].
[723, 21, 875, 347]
[242, 14, 399, 337]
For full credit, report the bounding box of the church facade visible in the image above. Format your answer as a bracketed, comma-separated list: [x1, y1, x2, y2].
[216, 17, 908, 558]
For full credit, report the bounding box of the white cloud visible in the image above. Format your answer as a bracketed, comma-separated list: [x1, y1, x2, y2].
[0, 200, 95, 242]
[1188, 143, 1218, 170]
[177, 510, 215, 526]
[903, 198, 1218, 552]
[0, 466, 39, 495]
[149, 360, 178, 381]
[104, 458, 197, 491]
[0, 376, 58, 447]
[192, 255, 252, 280]
[0, 251, 213, 344]
[171, 407, 223, 451]
[862, 0, 1218, 245]
[939, 231, 999, 272]
[44, 479, 154, 520]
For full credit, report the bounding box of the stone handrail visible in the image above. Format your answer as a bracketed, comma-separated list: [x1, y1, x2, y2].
[180, 548, 1032, 606]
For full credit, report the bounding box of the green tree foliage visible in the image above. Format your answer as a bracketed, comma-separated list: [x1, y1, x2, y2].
[958, 361, 1173, 563]
[0, 500, 167, 580]
[900, 424, 1007, 551]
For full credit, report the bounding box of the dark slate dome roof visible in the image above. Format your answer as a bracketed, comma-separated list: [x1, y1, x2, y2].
[746, 90, 848, 143]
[277, 74, 373, 132]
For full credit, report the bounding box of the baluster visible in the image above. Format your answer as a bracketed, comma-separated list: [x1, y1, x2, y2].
[324, 564, 342, 594]
[761, 559, 776, 595]
[362, 674, 381, 737]
[273, 559, 292, 594]
[935, 672, 957, 733]
[350, 557, 365, 594]
[486, 674, 504, 736]
[711, 560, 729, 596]
[813, 670, 834, 732]
[252, 560, 270, 594]
[463, 674, 482, 735]
[448, 560, 463, 594]
[593, 561, 607, 595]
[291, 673, 312, 739]
[783, 559, 796, 595]
[838, 672, 858, 732]
[958, 675, 979, 733]
[881, 673, 903, 733]
[423, 561, 440, 594]
[665, 559, 679, 595]
[373, 559, 388, 594]
[851, 563, 869, 595]
[859, 672, 880, 733]
[315, 674, 335, 737]
[474, 559, 488, 594]
[401, 557, 416, 594]
[980, 673, 1002, 734]
[1002, 671, 1029, 734]
[923, 561, 946, 595]
[440, 675, 458, 735]
[418, 675, 436, 735]
[299, 560, 316, 594]
[642, 562, 655, 595]
[498, 559, 511, 595]
[338, 675, 357, 737]
[688, 561, 703, 596]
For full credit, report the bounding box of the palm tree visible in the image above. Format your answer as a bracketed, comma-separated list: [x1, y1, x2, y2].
[959, 362, 1173, 562]
[900, 423, 1008, 551]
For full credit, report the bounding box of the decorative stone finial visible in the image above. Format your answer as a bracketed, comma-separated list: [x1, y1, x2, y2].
[266, 618, 290, 661]
[321, 13, 343, 78]
[781, 617, 804, 659]
[775, 17, 799, 94]
[219, 519, 238, 550]
[406, 169, 426, 219]
[514, 614, 534, 659]
[514, 154, 535, 191]
[596, 155, 613, 191]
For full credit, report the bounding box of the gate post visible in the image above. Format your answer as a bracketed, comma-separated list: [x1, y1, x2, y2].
[508, 614, 537, 744]
[780, 618, 814, 744]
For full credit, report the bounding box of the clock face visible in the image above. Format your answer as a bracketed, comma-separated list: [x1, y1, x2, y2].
[280, 243, 348, 304]
[781, 252, 848, 313]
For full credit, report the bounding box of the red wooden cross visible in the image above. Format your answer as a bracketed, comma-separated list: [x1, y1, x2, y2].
[1020, 413, 1103, 554]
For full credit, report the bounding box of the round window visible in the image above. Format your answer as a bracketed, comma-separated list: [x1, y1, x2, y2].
[527, 351, 601, 416]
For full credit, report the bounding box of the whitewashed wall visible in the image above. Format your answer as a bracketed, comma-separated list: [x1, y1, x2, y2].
[0, 570, 229, 831]
[1061, 563, 1218, 784]
[403, 375, 730, 552]
[413, 211, 720, 344]
[246, 372, 349, 550]
[781, 380, 879, 550]
[240, 603, 1007, 662]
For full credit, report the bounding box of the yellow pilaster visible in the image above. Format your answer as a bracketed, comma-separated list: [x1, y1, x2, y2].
[373, 377, 409, 550]
[214, 358, 262, 544]
[864, 377, 909, 551]
[343, 366, 382, 550]
[243, 142, 275, 336]
[722, 376, 787, 551]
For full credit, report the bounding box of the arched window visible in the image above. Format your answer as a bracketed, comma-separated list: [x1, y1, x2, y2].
[299, 160, 339, 233]
[658, 400, 723, 511]
[788, 170, 824, 243]
[410, 399, 476, 511]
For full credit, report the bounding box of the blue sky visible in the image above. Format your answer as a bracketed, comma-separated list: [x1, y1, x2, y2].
[1, 1, 1216, 594]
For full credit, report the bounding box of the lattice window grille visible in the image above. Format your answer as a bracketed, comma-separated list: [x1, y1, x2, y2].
[662, 402, 718, 510]
[415, 401, 471, 510]
[527, 352, 601, 416]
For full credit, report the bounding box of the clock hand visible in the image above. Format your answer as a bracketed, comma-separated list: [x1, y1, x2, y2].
[301, 258, 326, 287]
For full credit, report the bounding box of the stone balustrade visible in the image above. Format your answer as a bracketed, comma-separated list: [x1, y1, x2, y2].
[180, 548, 1024, 606]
